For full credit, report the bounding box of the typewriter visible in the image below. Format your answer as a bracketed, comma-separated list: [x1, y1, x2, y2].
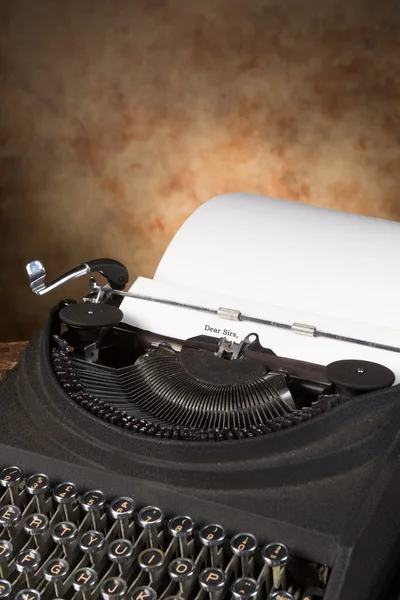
[1, 193, 400, 600]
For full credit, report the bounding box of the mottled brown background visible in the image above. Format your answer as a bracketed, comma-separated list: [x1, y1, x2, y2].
[1, 0, 400, 341]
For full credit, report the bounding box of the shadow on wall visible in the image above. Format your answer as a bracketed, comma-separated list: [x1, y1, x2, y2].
[1, 0, 400, 341]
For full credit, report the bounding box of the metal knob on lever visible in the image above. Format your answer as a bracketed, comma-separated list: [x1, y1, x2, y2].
[26, 258, 129, 295]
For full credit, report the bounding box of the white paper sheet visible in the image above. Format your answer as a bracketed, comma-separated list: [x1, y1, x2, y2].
[121, 193, 400, 379]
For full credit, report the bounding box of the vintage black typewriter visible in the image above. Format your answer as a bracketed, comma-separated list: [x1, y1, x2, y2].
[1, 193, 400, 600]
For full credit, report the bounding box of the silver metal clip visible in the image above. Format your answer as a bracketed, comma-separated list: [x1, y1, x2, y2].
[291, 322, 316, 337]
[217, 307, 241, 321]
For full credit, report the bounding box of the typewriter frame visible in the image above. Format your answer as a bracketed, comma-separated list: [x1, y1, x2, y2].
[1, 306, 400, 600]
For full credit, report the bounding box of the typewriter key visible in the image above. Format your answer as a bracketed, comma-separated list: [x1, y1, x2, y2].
[100, 577, 127, 600]
[137, 506, 164, 548]
[109, 497, 135, 538]
[51, 521, 78, 556]
[262, 543, 289, 591]
[43, 559, 69, 598]
[109, 497, 135, 519]
[108, 539, 134, 576]
[168, 557, 196, 582]
[14, 589, 41, 600]
[80, 530, 106, 557]
[0, 579, 12, 600]
[168, 557, 196, 595]
[267, 592, 295, 600]
[231, 577, 260, 600]
[130, 587, 157, 600]
[168, 515, 194, 538]
[230, 533, 258, 577]
[16, 549, 41, 587]
[15, 549, 41, 572]
[43, 558, 69, 581]
[199, 567, 226, 600]
[72, 567, 98, 596]
[0, 466, 24, 504]
[24, 513, 49, 545]
[26, 474, 50, 512]
[138, 548, 165, 583]
[108, 539, 134, 563]
[80, 490, 106, 529]
[168, 515, 194, 557]
[199, 524, 226, 567]
[53, 482, 78, 520]
[0, 504, 21, 529]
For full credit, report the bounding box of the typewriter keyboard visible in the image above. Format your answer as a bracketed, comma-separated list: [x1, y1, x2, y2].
[0, 466, 327, 600]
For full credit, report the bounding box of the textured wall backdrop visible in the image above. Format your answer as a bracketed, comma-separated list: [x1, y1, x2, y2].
[1, 0, 400, 341]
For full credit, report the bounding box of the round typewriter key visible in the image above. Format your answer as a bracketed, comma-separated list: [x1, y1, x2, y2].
[138, 547, 164, 571]
[16, 549, 41, 587]
[80, 530, 106, 554]
[100, 577, 127, 600]
[24, 513, 49, 541]
[168, 557, 196, 582]
[80, 490, 106, 512]
[168, 515, 194, 557]
[231, 577, 260, 600]
[109, 497, 135, 538]
[108, 539, 134, 575]
[168, 515, 194, 538]
[44, 558, 70, 582]
[230, 533, 257, 557]
[16, 549, 41, 573]
[51, 521, 78, 552]
[0, 504, 21, 528]
[110, 497, 135, 520]
[199, 524, 226, 567]
[130, 587, 157, 600]
[72, 567, 98, 593]
[168, 557, 196, 595]
[138, 506, 164, 547]
[108, 539, 134, 563]
[0, 466, 24, 487]
[267, 592, 295, 600]
[26, 474, 50, 512]
[230, 532, 258, 577]
[0, 579, 12, 600]
[199, 567, 226, 600]
[262, 543, 289, 590]
[44, 558, 69, 598]
[53, 482, 78, 520]
[0, 466, 24, 504]
[137, 506, 163, 527]
[53, 482, 78, 504]
[26, 474, 50, 495]
[15, 590, 41, 600]
[138, 548, 165, 583]
[199, 524, 226, 547]
[80, 490, 106, 529]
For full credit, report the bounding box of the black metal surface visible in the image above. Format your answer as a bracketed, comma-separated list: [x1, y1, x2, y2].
[1, 308, 400, 600]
